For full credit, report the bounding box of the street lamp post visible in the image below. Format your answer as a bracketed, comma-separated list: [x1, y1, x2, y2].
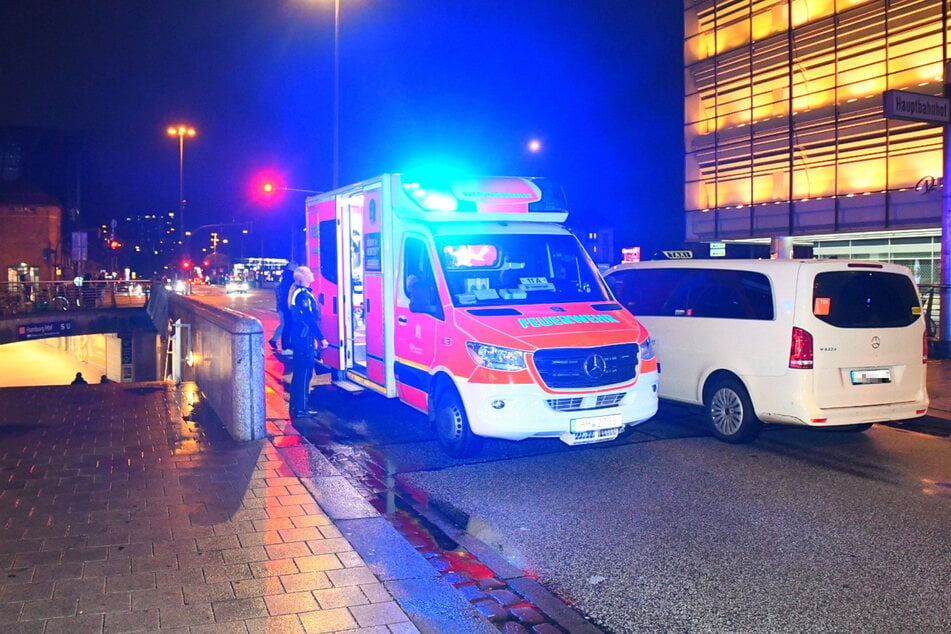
[307, 0, 340, 188]
[332, 0, 340, 189]
[167, 125, 197, 249]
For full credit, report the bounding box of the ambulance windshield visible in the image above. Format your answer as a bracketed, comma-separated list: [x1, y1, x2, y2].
[435, 234, 610, 306]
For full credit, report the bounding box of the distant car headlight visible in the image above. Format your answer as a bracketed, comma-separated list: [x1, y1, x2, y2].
[466, 342, 527, 371]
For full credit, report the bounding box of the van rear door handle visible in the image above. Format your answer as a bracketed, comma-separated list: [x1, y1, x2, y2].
[397, 316, 407, 325]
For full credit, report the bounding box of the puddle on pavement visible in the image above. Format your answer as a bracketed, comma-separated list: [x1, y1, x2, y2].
[305, 434, 580, 633]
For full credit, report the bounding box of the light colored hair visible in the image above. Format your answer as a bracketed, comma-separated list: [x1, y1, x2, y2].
[293, 266, 313, 284]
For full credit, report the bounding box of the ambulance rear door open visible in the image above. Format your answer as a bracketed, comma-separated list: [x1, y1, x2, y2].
[310, 180, 395, 395]
[349, 181, 393, 392]
[307, 195, 341, 359]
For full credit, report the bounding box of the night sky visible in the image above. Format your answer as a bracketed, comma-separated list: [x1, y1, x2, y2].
[1, 0, 684, 261]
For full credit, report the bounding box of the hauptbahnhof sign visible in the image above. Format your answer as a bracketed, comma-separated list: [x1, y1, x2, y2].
[883, 89, 951, 125]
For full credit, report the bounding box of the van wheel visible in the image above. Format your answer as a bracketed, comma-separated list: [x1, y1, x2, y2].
[435, 390, 483, 458]
[705, 378, 761, 443]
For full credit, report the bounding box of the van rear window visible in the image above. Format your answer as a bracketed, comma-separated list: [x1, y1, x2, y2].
[812, 271, 920, 328]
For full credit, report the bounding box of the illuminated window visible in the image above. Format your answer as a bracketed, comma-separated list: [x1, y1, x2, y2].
[684, 0, 947, 237]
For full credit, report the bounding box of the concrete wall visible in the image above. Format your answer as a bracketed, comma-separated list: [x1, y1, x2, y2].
[166, 293, 267, 442]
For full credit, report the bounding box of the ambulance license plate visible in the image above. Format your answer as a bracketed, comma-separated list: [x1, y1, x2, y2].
[851, 369, 891, 384]
[570, 413, 622, 433]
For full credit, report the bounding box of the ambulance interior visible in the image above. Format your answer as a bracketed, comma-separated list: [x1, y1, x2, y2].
[435, 234, 608, 307]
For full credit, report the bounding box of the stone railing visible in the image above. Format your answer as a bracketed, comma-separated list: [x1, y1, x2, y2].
[149, 283, 266, 442]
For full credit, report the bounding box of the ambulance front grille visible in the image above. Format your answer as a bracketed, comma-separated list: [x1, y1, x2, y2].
[546, 393, 627, 412]
[533, 343, 638, 389]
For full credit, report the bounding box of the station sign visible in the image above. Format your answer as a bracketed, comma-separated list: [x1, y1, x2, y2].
[18, 320, 73, 341]
[883, 89, 950, 125]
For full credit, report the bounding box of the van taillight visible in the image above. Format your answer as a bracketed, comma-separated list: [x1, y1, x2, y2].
[789, 327, 814, 369]
[923, 331, 929, 364]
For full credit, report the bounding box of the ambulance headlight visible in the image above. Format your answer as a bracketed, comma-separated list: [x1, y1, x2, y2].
[466, 342, 526, 371]
[640, 336, 655, 362]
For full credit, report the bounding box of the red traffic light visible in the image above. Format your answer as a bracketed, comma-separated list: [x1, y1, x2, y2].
[250, 169, 289, 205]
[109, 240, 121, 250]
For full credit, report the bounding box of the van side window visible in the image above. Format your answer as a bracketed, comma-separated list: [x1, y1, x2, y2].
[685, 270, 774, 319]
[402, 237, 444, 320]
[692, 283, 744, 318]
[613, 268, 773, 320]
[813, 271, 919, 328]
[613, 269, 688, 316]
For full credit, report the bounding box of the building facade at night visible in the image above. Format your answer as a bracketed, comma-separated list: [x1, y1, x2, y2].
[684, 0, 949, 281]
[0, 189, 61, 284]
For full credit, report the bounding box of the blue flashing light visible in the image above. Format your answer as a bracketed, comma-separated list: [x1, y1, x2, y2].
[422, 192, 458, 211]
[403, 182, 458, 212]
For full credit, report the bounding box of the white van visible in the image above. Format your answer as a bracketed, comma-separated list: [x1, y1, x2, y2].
[604, 259, 929, 442]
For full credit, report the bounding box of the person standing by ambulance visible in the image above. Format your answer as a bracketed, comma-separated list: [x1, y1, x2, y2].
[287, 266, 328, 417]
[269, 261, 296, 354]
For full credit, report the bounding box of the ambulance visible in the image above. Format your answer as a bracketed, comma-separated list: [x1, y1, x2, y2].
[304, 174, 658, 457]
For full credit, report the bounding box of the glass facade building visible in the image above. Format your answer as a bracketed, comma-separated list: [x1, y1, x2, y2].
[684, 0, 949, 281]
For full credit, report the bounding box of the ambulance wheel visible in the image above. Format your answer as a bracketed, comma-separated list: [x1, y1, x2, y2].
[435, 390, 483, 458]
[704, 377, 761, 443]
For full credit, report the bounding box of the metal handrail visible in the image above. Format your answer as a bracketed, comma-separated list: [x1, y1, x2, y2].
[0, 280, 150, 317]
[918, 283, 946, 341]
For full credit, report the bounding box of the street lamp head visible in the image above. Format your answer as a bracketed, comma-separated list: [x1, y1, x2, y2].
[167, 125, 197, 138]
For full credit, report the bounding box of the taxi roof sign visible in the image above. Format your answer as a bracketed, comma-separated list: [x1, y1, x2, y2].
[662, 250, 694, 259]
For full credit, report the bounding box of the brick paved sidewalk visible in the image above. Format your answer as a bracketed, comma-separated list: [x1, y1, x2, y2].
[0, 381, 418, 633]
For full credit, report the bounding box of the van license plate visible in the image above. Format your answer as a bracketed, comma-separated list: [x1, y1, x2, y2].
[570, 413, 622, 433]
[851, 369, 891, 384]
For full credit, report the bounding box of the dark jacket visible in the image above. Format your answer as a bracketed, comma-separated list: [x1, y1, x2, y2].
[276, 269, 295, 313]
[289, 284, 325, 349]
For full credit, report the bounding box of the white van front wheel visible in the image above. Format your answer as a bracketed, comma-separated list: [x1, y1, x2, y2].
[705, 378, 761, 443]
[435, 390, 484, 458]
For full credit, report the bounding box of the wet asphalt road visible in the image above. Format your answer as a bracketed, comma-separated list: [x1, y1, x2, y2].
[211, 287, 951, 633]
[294, 390, 951, 634]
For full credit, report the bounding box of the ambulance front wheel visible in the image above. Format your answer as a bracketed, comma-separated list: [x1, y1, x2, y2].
[435, 389, 484, 458]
